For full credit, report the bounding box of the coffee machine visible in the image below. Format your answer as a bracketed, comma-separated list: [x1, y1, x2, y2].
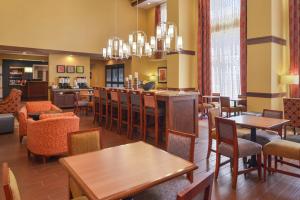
[58, 77, 71, 89]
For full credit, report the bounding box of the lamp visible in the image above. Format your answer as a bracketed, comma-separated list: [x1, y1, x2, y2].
[280, 75, 299, 84]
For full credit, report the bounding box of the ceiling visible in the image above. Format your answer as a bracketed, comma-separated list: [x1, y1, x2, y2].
[131, 0, 166, 9]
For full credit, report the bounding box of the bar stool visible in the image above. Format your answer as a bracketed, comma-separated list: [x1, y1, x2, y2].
[93, 88, 100, 124]
[130, 90, 143, 139]
[74, 92, 89, 115]
[143, 92, 164, 146]
[119, 89, 131, 137]
[110, 89, 120, 133]
[99, 88, 110, 128]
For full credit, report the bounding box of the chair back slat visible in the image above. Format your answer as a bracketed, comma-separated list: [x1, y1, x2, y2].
[215, 117, 237, 145]
[208, 108, 220, 131]
[110, 91, 119, 102]
[263, 109, 283, 119]
[220, 96, 230, 107]
[167, 130, 195, 162]
[143, 92, 156, 108]
[177, 171, 214, 200]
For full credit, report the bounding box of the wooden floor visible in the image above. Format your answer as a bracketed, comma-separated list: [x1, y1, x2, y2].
[0, 113, 299, 200]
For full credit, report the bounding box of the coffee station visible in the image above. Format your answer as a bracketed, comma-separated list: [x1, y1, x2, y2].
[50, 76, 93, 108]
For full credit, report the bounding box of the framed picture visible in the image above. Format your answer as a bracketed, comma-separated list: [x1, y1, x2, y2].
[76, 66, 84, 73]
[158, 67, 167, 83]
[66, 65, 75, 73]
[56, 65, 65, 73]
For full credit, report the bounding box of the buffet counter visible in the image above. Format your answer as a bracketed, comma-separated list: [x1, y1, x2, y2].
[50, 88, 93, 108]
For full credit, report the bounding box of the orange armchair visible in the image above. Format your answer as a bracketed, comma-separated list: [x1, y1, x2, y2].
[0, 89, 22, 114]
[18, 101, 63, 143]
[27, 115, 80, 162]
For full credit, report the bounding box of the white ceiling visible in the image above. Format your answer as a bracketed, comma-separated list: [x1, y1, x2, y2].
[135, 0, 166, 9]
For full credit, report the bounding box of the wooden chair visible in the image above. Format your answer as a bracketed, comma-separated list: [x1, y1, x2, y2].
[119, 89, 131, 137]
[2, 162, 89, 200]
[283, 98, 300, 138]
[74, 92, 89, 115]
[220, 96, 242, 117]
[2, 162, 21, 200]
[68, 128, 102, 199]
[215, 117, 262, 189]
[143, 92, 164, 146]
[199, 94, 213, 119]
[167, 129, 196, 183]
[99, 87, 110, 128]
[263, 140, 300, 180]
[177, 171, 214, 200]
[207, 108, 220, 159]
[238, 94, 247, 112]
[241, 109, 282, 146]
[110, 89, 120, 133]
[130, 90, 143, 139]
[210, 92, 220, 108]
[93, 88, 100, 124]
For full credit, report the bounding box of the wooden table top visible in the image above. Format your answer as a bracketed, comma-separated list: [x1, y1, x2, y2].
[229, 115, 289, 129]
[202, 95, 220, 99]
[230, 98, 246, 102]
[59, 142, 197, 200]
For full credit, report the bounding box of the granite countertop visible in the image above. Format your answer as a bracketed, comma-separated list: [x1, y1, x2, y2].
[154, 90, 199, 97]
[51, 88, 93, 92]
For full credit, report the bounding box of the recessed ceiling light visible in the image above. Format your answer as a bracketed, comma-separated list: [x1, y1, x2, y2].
[147, 2, 151, 5]
[22, 52, 26, 55]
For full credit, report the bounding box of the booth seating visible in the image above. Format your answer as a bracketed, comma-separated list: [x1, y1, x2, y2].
[263, 140, 300, 180]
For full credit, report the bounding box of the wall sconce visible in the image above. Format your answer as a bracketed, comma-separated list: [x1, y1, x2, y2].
[280, 75, 299, 85]
[149, 74, 156, 82]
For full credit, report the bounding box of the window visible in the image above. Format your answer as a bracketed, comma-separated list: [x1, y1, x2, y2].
[160, 3, 167, 23]
[105, 64, 124, 87]
[210, 0, 241, 98]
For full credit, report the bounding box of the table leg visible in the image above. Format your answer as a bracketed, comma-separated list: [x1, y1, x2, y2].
[248, 128, 257, 167]
[234, 101, 237, 116]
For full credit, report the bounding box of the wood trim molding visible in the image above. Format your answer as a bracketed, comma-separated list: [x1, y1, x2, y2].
[246, 92, 287, 98]
[0, 45, 105, 60]
[247, 36, 286, 46]
[167, 49, 196, 56]
[167, 88, 196, 91]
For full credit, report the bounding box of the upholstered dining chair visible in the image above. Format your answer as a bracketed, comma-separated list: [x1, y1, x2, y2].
[93, 88, 100, 124]
[2, 162, 89, 200]
[119, 89, 131, 137]
[220, 96, 242, 117]
[215, 117, 262, 189]
[198, 94, 213, 119]
[210, 93, 220, 108]
[0, 89, 22, 115]
[241, 109, 282, 146]
[283, 98, 300, 138]
[207, 108, 250, 159]
[68, 128, 102, 199]
[134, 130, 197, 200]
[99, 87, 110, 128]
[237, 95, 247, 112]
[177, 171, 214, 200]
[167, 129, 196, 183]
[130, 90, 143, 139]
[110, 89, 121, 133]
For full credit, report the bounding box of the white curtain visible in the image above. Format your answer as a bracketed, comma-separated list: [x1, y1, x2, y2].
[160, 3, 167, 23]
[210, 0, 241, 98]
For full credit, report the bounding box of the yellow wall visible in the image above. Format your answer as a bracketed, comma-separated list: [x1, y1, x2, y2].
[48, 54, 90, 86]
[247, 0, 289, 112]
[0, 0, 147, 54]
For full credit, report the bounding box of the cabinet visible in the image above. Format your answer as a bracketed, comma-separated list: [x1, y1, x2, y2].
[51, 89, 93, 108]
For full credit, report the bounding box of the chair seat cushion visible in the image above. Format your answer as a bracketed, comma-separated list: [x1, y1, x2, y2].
[134, 176, 190, 200]
[286, 135, 300, 143]
[263, 140, 300, 160]
[241, 130, 281, 146]
[219, 138, 262, 158]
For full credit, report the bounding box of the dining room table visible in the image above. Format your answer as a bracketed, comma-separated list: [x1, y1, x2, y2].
[229, 115, 289, 166]
[59, 141, 198, 200]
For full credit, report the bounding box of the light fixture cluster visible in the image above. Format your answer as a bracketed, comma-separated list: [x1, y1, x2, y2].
[102, 1, 183, 60]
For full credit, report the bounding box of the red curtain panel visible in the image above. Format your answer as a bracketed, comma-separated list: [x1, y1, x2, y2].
[240, 0, 247, 96]
[198, 0, 211, 95]
[289, 0, 300, 97]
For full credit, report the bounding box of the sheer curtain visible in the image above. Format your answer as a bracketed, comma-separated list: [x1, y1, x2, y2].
[210, 0, 241, 98]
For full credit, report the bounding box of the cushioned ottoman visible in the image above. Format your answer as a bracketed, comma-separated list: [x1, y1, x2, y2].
[0, 114, 14, 134]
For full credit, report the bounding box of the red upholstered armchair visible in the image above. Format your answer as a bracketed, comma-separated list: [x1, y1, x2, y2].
[27, 115, 80, 162]
[0, 89, 22, 114]
[18, 101, 63, 143]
